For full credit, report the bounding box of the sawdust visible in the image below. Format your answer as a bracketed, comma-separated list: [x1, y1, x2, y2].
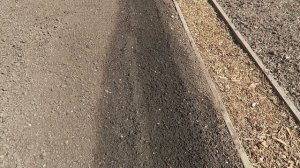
[178, 0, 300, 167]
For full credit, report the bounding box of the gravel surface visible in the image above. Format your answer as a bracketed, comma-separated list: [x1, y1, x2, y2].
[0, 0, 243, 167]
[216, 0, 300, 109]
[0, 0, 119, 167]
[96, 0, 243, 167]
[179, 0, 300, 167]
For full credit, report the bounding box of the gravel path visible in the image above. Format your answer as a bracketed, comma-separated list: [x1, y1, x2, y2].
[216, 0, 300, 109]
[0, 0, 119, 167]
[0, 0, 243, 167]
[95, 0, 243, 167]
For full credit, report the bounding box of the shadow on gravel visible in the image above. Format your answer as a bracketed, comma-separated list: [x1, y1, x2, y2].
[94, 0, 241, 167]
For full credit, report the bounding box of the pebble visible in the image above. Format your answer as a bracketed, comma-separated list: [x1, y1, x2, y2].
[261, 141, 267, 147]
[248, 83, 259, 90]
[251, 102, 258, 107]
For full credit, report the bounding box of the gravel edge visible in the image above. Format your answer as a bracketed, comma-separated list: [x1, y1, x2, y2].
[172, 0, 251, 167]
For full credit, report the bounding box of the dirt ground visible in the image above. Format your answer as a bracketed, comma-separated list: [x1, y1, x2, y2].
[0, 0, 243, 167]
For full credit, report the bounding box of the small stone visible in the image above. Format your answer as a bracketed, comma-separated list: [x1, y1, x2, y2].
[249, 83, 259, 90]
[251, 102, 258, 107]
[225, 85, 230, 91]
[105, 89, 111, 94]
[0, 116, 5, 123]
[1, 88, 7, 92]
[270, 96, 278, 104]
[268, 51, 276, 55]
[218, 76, 228, 81]
[261, 141, 267, 147]
[39, 153, 46, 159]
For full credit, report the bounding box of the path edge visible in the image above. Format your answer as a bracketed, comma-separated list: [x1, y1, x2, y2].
[172, 0, 253, 167]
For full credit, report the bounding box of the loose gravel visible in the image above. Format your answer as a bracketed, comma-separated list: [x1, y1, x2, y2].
[0, 0, 243, 167]
[216, 0, 300, 110]
[178, 0, 300, 167]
